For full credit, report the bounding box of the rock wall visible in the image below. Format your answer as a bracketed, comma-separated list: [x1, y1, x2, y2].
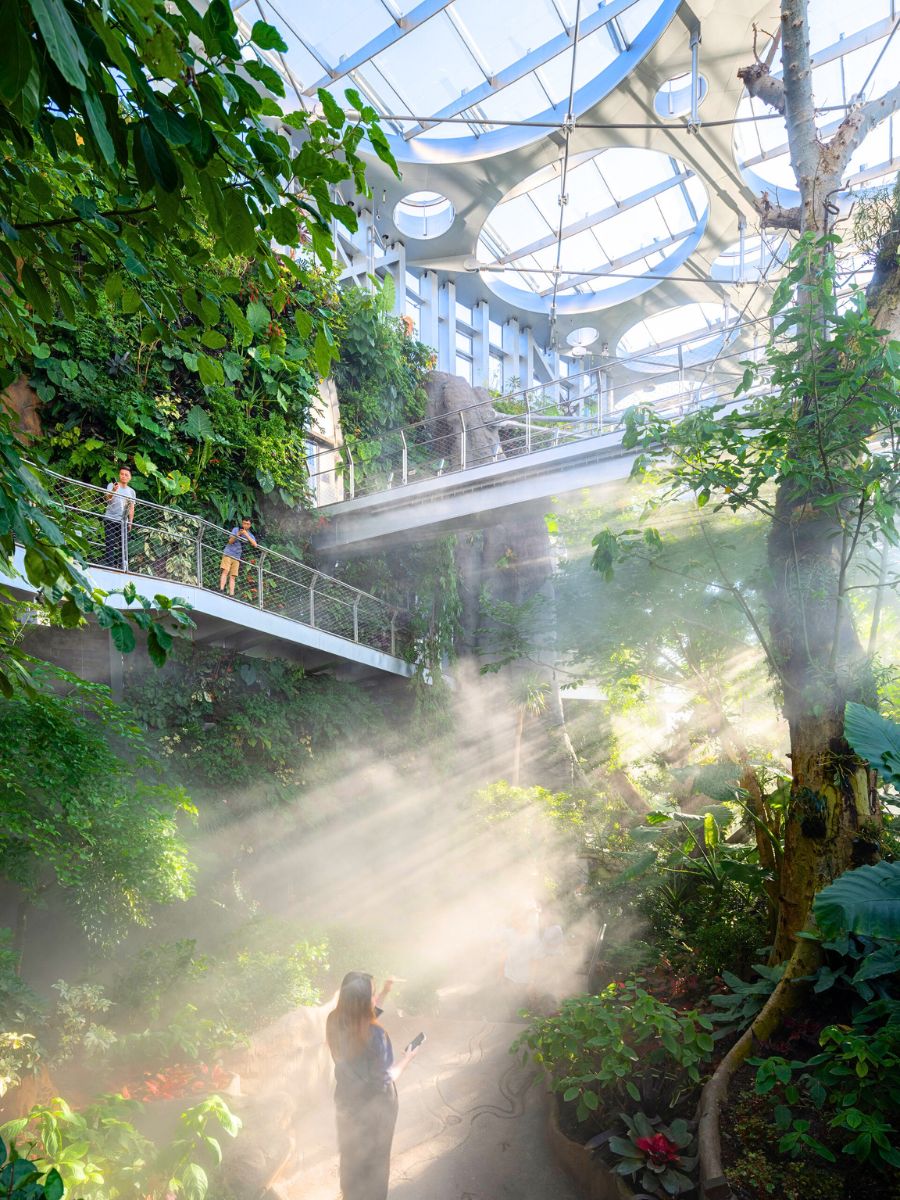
[2, 375, 42, 442]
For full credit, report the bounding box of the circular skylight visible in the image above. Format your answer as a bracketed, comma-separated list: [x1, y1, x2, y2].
[393, 191, 455, 239]
[617, 302, 741, 374]
[654, 71, 708, 119]
[236, 0, 681, 162]
[566, 326, 599, 348]
[476, 147, 709, 315]
[734, 4, 900, 202]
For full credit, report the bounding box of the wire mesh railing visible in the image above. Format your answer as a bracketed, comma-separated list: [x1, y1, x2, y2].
[35, 467, 411, 661]
[306, 340, 772, 506]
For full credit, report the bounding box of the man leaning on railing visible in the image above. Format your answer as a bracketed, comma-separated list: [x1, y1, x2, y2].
[102, 465, 136, 569]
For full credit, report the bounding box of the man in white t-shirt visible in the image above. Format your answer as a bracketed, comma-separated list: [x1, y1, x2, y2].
[102, 466, 136, 569]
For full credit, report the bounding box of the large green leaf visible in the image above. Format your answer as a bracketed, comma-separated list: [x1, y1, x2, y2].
[0, 0, 34, 102]
[29, 0, 88, 88]
[844, 703, 900, 787]
[813, 862, 900, 942]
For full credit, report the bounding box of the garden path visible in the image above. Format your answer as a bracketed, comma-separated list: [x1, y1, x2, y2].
[275, 1015, 581, 1200]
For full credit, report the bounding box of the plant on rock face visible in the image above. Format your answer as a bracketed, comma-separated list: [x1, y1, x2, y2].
[608, 1112, 697, 1197]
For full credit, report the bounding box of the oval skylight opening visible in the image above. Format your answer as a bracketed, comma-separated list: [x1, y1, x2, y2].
[477, 147, 710, 315]
[617, 302, 741, 374]
[733, 7, 900, 203]
[710, 233, 791, 283]
[566, 326, 600, 348]
[393, 191, 456, 240]
[653, 71, 708, 119]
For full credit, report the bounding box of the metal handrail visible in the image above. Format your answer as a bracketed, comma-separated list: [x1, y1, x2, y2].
[306, 351, 774, 506]
[30, 465, 410, 660]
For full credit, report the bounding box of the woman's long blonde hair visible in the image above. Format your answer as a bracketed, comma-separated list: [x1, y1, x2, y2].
[326, 971, 378, 1061]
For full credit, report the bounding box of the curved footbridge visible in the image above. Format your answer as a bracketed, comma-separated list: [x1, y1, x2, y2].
[5, 468, 415, 680]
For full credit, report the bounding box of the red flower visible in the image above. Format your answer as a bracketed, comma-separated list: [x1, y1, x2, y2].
[635, 1134, 681, 1167]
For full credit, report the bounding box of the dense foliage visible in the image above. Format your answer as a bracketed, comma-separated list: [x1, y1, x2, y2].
[126, 642, 385, 806]
[0, 676, 194, 944]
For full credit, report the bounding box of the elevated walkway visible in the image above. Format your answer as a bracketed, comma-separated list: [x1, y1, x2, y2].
[6, 468, 415, 679]
[310, 359, 766, 551]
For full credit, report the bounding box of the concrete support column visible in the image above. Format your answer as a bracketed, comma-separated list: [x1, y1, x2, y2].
[419, 270, 440, 351]
[438, 279, 456, 374]
[520, 326, 535, 388]
[502, 318, 520, 390]
[472, 300, 491, 387]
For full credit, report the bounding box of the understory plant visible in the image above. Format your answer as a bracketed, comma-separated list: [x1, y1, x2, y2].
[750, 1000, 900, 1173]
[2, 1092, 240, 1200]
[608, 1111, 697, 1197]
[513, 980, 714, 1124]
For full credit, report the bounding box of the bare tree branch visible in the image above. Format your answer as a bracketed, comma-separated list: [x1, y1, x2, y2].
[737, 62, 785, 113]
[826, 80, 900, 179]
[758, 193, 802, 229]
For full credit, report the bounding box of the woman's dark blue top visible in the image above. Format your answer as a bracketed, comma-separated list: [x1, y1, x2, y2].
[334, 1023, 394, 1107]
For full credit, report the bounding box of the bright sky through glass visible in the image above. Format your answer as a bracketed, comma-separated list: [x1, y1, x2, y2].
[233, 0, 670, 146]
[734, 0, 900, 196]
[477, 148, 707, 305]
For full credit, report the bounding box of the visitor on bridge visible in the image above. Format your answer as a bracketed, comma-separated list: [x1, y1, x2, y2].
[218, 517, 257, 596]
[102, 465, 136, 569]
[326, 971, 421, 1200]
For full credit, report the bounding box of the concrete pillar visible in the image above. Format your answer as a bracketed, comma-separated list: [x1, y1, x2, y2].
[502, 317, 520, 390]
[472, 300, 490, 387]
[419, 270, 440, 351]
[438, 279, 456, 374]
[520, 327, 535, 388]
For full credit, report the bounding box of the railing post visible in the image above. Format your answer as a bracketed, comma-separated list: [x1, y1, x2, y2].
[458, 410, 467, 470]
[346, 447, 356, 500]
[390, 610, 398, 656]
[256, 548, 268, 609]
[400, 429, 408, 486]
[309, 572, 319, 627]
[122, 513, 130, 572]
[195, 523, 203, 586]
[525, 392, 532, 454]
[353, 594, 360, 642]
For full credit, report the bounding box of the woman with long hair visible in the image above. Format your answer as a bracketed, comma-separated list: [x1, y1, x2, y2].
[325, 971, 420, 1200]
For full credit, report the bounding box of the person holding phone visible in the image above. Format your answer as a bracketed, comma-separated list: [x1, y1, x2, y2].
[102, 465, 136, 569]
[218, 517, 257, 596]
[325, 972, 422, 1200]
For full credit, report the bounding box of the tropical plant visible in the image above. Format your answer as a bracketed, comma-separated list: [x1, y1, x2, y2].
[0, 1137, 63, 1199]
[1, 1092, 241, 1200]
[751, 1000, 900, 1173]
[813, 862, 900, 943]
[607, 1111, 697, 1198]
[512, 980, 714, 1124]
[0, 678, 195, 947]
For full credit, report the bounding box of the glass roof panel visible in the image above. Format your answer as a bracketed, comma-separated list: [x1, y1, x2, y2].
[734, 3, 900, 199]
[450, 0, 564, 76]
[237, 0, 678, 160]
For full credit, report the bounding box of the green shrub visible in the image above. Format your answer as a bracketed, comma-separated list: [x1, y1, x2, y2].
[513, 980, 714, 1124]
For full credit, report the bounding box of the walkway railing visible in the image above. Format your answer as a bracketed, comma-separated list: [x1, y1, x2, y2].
[306, 335, 772, 506]
[37, 467, 411, 660]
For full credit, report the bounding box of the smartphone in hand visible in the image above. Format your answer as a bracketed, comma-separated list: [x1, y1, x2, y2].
[404, 1032, 426, 1053]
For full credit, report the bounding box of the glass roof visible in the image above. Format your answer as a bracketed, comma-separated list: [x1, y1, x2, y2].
[234, 0, 680, 160]
[617, 302, 740, 372]
[476, 147, 709, 313]
[734, 3, 900, 200]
